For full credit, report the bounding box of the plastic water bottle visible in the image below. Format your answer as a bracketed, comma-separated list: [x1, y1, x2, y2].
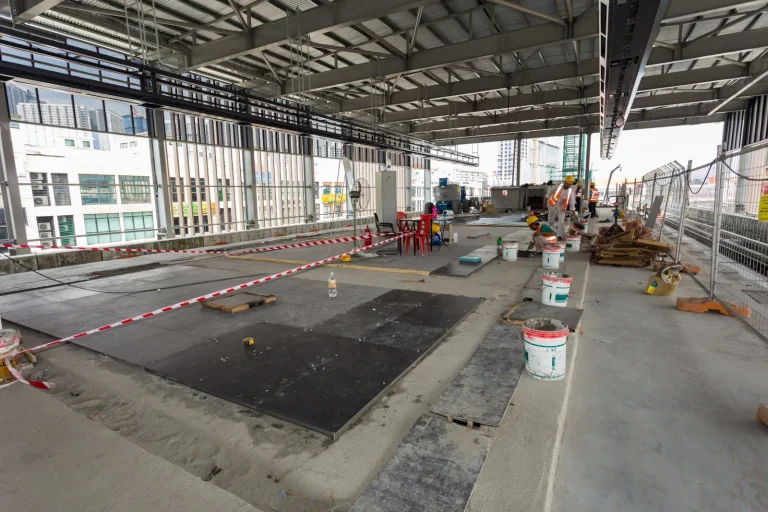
[328, 272, 337, 298]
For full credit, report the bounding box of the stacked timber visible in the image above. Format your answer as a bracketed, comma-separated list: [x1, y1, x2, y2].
[593, 230, 673, 267]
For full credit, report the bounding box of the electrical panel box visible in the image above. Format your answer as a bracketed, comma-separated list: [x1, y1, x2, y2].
[375, 170, 397, 227]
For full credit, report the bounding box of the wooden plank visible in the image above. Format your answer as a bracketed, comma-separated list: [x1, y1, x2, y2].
[466, 231, 490, 238]
[201, 291, 276, 313]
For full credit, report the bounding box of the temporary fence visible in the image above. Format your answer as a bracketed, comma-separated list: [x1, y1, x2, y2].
[634, 143, 768, 341]
[6, 231, 412, 389]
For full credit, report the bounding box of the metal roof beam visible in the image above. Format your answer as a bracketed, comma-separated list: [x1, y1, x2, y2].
[294, 12, 765, 97]
[281, 10, 598, 94]
[9, 0, 65, 22]
[664, 0, 766, 22]
[428, 102, 737, 142]
[410, 89, 740, 133]
[432, 114, 726, 145]
[188, 0, 435, 69]
[377, 64, 749, 124]
[487, 0, 566, 26]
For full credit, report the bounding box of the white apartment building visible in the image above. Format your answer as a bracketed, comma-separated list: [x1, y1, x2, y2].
[496, 137, 562, 185]
[10, 122, 158, 249]
[431, 163, 490, 199]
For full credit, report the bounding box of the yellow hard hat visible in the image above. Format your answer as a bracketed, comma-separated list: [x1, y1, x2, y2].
[527, 215, 539, 226]
[590, 181, 596, 186]
[564, 175, 575, 184]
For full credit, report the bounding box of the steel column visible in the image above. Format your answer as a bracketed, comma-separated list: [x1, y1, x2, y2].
[148, 108, 174, 239]
[710, 147, 725, 298]
[675, 160, 691, 260]
[0, 83, 28, 251]
[241, 125, 258, 228]
[515, 135, 522, 186]
[303, 136, 316, 223]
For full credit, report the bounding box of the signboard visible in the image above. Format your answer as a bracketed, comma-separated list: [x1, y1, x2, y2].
[172, 202, 217, 217]
[321, 193, 346, 204]
[759, 181, 768, 222]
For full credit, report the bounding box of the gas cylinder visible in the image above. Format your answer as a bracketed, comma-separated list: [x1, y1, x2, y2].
[364, 225, 372, 247]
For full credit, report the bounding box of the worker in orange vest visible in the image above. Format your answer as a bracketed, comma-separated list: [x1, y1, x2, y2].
[547, 175, 576, 239]
[588, 181, 599, 218]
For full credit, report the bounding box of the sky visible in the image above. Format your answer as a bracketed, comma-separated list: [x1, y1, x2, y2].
[456, 122, 724, 187]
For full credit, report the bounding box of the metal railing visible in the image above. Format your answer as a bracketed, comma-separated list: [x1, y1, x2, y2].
[636, 144, 768, 341]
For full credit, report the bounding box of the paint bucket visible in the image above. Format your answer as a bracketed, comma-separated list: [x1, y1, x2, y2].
[522, 318, 569, 381]
[541, 273, 573, 307]
[565, 235, 581, 252]
[502, 241, 519, 262]
[557, 242, 566, 263]
[542, 246, 560, 269]
[453, 232, 459, 243]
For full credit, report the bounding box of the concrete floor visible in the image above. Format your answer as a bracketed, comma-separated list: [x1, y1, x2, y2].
[0, 224, 546, 511]
[553, 264, 768, 512]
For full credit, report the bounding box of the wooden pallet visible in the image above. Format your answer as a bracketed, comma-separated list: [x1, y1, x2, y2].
[201, 291, 276, 313]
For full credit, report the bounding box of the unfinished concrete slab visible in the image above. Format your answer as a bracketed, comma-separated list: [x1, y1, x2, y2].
[553, 265, 768, 512]
[349, 415, 490, 512]
[431, 245, 499, 277]
[504, 300, 584, 332]
[431, 322, 525, 426]
[0, 384, 259, 512]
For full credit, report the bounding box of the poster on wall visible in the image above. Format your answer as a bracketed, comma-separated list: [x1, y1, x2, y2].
[759, 181, 768, 222]
[172, 202, 217, 217]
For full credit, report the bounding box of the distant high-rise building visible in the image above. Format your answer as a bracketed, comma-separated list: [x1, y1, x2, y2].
[496, 138, 562, 186]
[6, 84, 35, 118]
[124, 113, 148, 134]
[106, 109, 126, 134]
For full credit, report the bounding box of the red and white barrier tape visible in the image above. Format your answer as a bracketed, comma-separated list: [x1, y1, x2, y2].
[0, 233, 387, 257]
[5, 358, 55, 389]
[10, 233, 411, 388]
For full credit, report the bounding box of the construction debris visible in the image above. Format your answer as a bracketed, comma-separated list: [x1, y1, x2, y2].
[202, 291, 276, 313]
[592, 221, 673, 267]
[676, 297, 752, 318]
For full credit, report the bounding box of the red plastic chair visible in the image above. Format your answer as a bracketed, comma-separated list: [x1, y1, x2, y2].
[396, 212, 412, 253]
[414, 214, 433, 256]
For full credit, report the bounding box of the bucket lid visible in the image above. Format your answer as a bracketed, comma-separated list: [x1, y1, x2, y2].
[543, 246, 560, 252]
[522, 318, 569, 338]
[542, 272, 573, 284]
[566, 235, 581, 240]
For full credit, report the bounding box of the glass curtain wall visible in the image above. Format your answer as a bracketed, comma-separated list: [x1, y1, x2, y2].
[254, 128, 306, 228]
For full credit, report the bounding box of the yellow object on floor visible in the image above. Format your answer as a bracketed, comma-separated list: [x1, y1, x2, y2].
[340, 254, 352, 262]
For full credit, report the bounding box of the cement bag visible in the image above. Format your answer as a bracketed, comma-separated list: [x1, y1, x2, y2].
[645, 265, 682, 296]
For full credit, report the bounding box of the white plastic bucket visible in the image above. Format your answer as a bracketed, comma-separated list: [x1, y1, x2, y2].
[557, 242, 566, 263]
[541, 273, 573, 307]
[453, 232, 459, 243]
[542, 246, 560, 269]
[502, 241, 519, 261]
[565, 235, 581, 252]
[522, 318, 569, 381]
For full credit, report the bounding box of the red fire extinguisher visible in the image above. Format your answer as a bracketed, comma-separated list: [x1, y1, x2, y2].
[364, 225, 372, 247]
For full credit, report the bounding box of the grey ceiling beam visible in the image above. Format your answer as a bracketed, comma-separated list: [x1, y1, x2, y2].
[322, 22, 763, 103]
[339, 59, 597, 112]
[282, 10, 598, 94]
[432, 114, 726, 146]
[187, 0, 438, 69]
[487, 0, 566, 26]
[377, 63, 750, 125]
[411, 89, 737, 134]
[9, 0, 65, 22]
[663, 0, 767, 22]
[425, 99, 749, 141]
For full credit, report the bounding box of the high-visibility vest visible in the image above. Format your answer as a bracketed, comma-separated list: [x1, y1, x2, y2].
[548, 184, 573, 208]
[589, 188, 599, 202]
[575, 187, 582, 199]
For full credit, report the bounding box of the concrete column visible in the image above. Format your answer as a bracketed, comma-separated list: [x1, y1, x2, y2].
[241, 125, 258, 228]
[302, 136, 316, 223]
[148, 108, 174, 239]
[424, 159, 432, 208]
[0, 82, 28, 251]
[583, 131, 591, 214]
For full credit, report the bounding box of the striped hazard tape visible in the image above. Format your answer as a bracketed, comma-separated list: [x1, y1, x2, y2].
[5, 358, 55, 389]
[9, 233, 412, 389]
[0, 233, 387, 257]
